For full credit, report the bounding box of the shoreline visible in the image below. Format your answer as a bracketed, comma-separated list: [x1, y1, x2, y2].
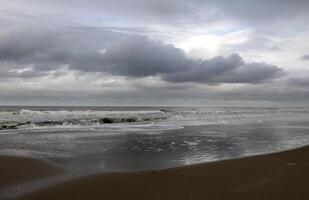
[1, 145, 309, 199]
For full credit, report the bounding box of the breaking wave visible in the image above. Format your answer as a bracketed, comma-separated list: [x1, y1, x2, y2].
[1, 107, 309, 131]
[0, 109, 171, 130]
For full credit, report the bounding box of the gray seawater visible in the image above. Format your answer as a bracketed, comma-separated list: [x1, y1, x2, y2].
[1, 106, 309, 172]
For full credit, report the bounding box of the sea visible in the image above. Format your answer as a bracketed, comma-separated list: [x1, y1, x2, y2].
[1, 106, 309, 172]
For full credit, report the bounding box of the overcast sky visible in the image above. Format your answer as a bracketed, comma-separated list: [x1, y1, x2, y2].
[0, 0, 309, 106]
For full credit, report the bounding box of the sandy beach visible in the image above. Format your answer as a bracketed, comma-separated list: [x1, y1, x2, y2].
[0, 155, 63, 190]
[0, 145, 308, 200]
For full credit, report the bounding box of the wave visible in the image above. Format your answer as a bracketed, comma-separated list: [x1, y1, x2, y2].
[2, 107, 309, 131]
[0, 109, 171, 130]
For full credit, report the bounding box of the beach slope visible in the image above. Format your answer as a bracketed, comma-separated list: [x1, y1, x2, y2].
[0, 155, 62, 190]
[5, 146, 309, 200]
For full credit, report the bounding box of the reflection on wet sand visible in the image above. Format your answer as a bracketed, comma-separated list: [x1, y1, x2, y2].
[0, 121, 309, 173]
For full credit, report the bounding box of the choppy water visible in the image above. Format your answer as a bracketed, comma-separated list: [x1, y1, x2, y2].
[0, 106, 309, 172]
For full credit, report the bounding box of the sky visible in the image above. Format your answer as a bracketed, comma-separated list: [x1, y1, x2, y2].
[0, 0, 309, 106]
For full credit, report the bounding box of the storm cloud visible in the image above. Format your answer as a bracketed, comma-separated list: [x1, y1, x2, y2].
[0, 0, 308, 105]
[98, 37, 284, 84]
[0, 29, 283, 84]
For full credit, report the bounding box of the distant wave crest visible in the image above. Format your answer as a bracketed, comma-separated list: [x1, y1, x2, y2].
[0, 109, 171, 130]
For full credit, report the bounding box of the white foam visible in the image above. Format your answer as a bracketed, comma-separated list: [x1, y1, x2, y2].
[184, 140, 199, 146]
[0, 109, 172, 131]
[1, 107, 309, 132]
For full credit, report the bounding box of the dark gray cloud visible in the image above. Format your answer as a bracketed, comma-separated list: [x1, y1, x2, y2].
[0, 20, 130, 77]
[164, 58, 283, 84]
[80, 36, 284, 84]
[300, 55, 309, 61]
[289, 78, 309, 86]
[89, 36, 190, 76]
[0, 26, 284, 84]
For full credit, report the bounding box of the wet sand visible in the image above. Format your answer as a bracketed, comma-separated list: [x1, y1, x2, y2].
[0, 156, 63, 190]
[2, 146, 309, 200]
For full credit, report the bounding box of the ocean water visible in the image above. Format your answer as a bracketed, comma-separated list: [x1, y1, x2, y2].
[0, 106, 309, 172]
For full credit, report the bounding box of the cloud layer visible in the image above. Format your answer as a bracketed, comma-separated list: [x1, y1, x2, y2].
[0, 28, 283, 84]
[98, 37, 284, 84]
[0, 0, 308, 105]
[3, 0, 309, 27]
